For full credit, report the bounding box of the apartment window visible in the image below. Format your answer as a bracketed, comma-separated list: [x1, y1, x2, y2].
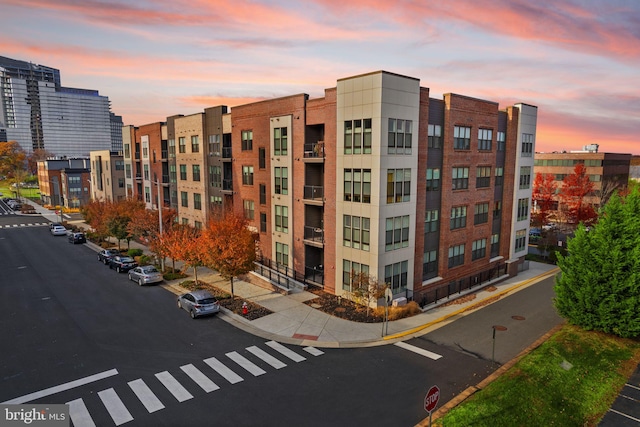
[144, 186, 151, 203]
[115, 160, 124, 171]
[491, 233, 500, 257]
[169, 165, 176, 183]
[242, 165, 254, 185]
[118, 178, 124, 188]
[454, 126, 471, 150]
[385, 215, 410, 251]
[191, 136, 199, 153]
[125, 164, 131, 179]
[515, 229, 527, 252]
[179, 164, 187, 181]
[343, 260, 369, 291]
[143, 164, 149, 180]
[388, 118, 412, 154]
[423, 250, 437, 279]
[181, 191, 188, 207]
[194, 193, 202, 210]
[497, 132, 505, 151]
[448, 244, 465, 268]
[274, 127, 288, 156]
[425, 209, 439, 233]
[384, 260, 408, 293]
[142, 144, 148, 159]
[343, 215, 370, 251]
[493, 200, 502, 218]
[208, 134, 220, 156]
[192, 165, 201, 182]
[182, 218, 189, 225]
[519, 166, 531, 189]
[495, 167, 504, 186]
[178, 137, 186, 153]
[472, 238, 487, 260]
[478, 128, 492, 151]
[428, 124, 442, 149]
[274, 167, 288, 195]
[276, 242, 289, 266]
[452, 167, 469, 190]
[210, 165, 221, 187]
[259, 147, 266, 169]
[474, 202, 489, 225]
[210, 195, 222, 209]
[344, 119, 372, 155]
[124, 144, 130, 159]
[242, 130, 253, 151]
[169, 139, 176, 157]
[517, 198, 529, 221]
[259, 184, 266, 205]
[450, 206, 467, 230]
[243, 199, 255, 220]
[260, 212, 267, 233]
[386, 168, 411, 203]
[344, 169, 371, 203]
[426, 168, 440, 191]
[194, 221, 202, 230]
[522, 133, 534, 156]
[275, 205, 288, 233]
[476, 166, 491, 188]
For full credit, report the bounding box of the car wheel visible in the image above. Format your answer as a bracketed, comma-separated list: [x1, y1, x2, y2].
[138, 279, 143, 286]
[177, 300, 182, 309]
[116, 266, 121, 273]
[98, 255, 101, 262]
[190, 310, 196, 319]
[103, 259, 108, 265]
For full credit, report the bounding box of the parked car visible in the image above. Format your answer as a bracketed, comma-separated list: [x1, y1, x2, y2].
[97, 249, 120, 264]
[177, 290, 220, 319]
[109, 255, 137, 273]
[49, 222, 62, 230]
[50, 225, 67, 236]
[128, 266, 163, 286]
[68, 232, 86, 244]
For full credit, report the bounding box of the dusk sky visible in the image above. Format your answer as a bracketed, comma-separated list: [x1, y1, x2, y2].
[2, 0, 639, 154]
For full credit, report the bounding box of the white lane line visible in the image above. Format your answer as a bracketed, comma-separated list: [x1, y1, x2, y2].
[608, 408, 640, 422]
[2, 368, 119, 404]
[180, 364, 219, 393]
[203, 356, 243, 384]
[67, 398, 97, 427]
[226, 351, 266, 376]
[394, 342, 443, 360]
[625, 383, 640, 391]
[128, 379, 165, 413]
[246, 346, 287, 369]
[303, 347, 324, 356]
[98, 388, 134, 426]
[265, 341, 306, 362]
[155, 371, 193, 402]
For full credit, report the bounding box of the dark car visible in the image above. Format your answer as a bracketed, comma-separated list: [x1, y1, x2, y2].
[109, 255, 137, 273]
[68, 232, 86, 244]
[97, 249, 120, 265]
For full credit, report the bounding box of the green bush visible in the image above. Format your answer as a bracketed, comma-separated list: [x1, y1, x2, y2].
[164, 271, 188, 281]
[127, 248, 144, 257]
[135, 254, 153, 266]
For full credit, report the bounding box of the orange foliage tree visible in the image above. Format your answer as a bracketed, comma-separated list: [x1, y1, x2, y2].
[0, 141, 27, 179]
[162, 224, 204, 279]
[129, 207, 178, 270]
[560, 163, 598, 226]
[532, 172, 557, 227]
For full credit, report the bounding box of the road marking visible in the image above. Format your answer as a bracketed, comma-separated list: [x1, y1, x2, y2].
[394, 342, 443, 360]
[155, 371, 193, 402]
[303, 346, 324, 356]
[2, 368, 119, 404]
[226, 351, 266, 376]
[247, 346, 287, 369]
[67, 398, 97, 427]
[128, 379, 165, 413]
[203, 356, 243, 384]
[608, 408, 640, 423]
[180, 364, 220, 393]
[265, 341, 306, 362]
[98, 388, 134, 426]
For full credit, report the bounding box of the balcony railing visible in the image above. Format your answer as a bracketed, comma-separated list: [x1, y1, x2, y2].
[134, 152, 140, 160]
[222, 179, 233, 191]
[135, 173, 142, 181]
[303, 141, 325, 158]
[162, 175, 170, 184]
[222, 147, 232, 159]
[304, 226, 324, 243]
[303, 185, 324, 201]
[161, 150, 168, 159]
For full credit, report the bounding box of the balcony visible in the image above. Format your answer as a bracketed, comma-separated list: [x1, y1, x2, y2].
[305, 265, 324, 286]
[161, 150, 168, 160]
[303, 185, 323, 204]
[222, 179, 233, 193]
[135, 173, 142, 182]
[303, 141, 325, 160]
[162, 175, 170, 184]
[222, 147, 232, 159]
[303, 226, 324, 247]
[134, 152, 140, 160]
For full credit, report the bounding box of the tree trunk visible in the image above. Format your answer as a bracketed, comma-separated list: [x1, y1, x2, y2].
[230, 276, 234, 297]
[194, 265, 198, 285]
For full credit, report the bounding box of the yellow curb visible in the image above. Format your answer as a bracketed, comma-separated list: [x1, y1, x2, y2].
[383, 267, 560, 341]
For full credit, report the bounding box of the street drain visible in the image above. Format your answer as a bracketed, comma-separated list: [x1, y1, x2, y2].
[512, 315, 525, 320]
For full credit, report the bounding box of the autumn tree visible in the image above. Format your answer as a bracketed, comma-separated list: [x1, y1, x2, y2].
[559, 163, 597, 226]
[82, 200, 111, 242]
[531, 172, 557, 227]
[27, 148, 53, 175]
[350, 271, 387, 318]
[0, 141, 27, 180]
[163, 224, 201, 276]
[129, 207, 177, 270]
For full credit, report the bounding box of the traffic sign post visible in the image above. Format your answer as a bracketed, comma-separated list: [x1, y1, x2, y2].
[424, 385, 440, 426]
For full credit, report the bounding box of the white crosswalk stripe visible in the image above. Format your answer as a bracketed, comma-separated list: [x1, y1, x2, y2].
[128, 378, 165, 413]
[265, 341, 307, 362]
[226, 351, 266, 376]
[246, 346, 287, 369]
[303, 346, 324, 356]
[394, 342, 443, 360]
[98, 388, 134, 426]
[155, 371, 193, 402]
[203, 356, 244, 384]
[180, 364, 220, 393]
[67, 398, 96, 427]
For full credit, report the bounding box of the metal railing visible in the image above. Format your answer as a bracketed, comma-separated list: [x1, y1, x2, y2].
[254, 255, 324, 288]
[303, 141, 325, 158]
[303, 226, 324, 243]
[222, 179, 233, 191]
[303, 185, 323, 200]
[222, 147, 232, 158]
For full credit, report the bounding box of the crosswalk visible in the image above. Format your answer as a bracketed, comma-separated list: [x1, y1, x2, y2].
[0, 222, 48, 228]
[0, 211, 16, 215]
[65, 341, 324, 426]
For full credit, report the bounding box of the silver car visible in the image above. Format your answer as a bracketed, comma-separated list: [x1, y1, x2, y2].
[50, 225, 67, 236]
[128, 266, 163, 286]
[177, 290, 220, 319]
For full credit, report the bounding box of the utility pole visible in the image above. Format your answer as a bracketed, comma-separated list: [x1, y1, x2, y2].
[154, 179, 164, 271]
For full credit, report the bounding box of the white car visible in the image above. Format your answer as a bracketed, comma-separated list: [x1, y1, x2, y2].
[128, 266, 163, 286]
[50, 225, 67, 236]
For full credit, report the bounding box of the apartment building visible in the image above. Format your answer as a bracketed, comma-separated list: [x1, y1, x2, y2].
[89, 150, 126, 202]
[37, 158, 91, 208]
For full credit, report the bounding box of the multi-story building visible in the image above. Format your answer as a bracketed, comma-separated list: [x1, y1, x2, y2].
[0, 55, 117, 157]
[89, 150, 126, 202]
[37, 158, 91, 208]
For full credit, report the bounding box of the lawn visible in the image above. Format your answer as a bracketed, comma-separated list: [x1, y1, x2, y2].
[435, 324, 640, 426]
[0, 180, 41, 201]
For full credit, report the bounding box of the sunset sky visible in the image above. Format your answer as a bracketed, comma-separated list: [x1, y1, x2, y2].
[2, 0, 638, 154]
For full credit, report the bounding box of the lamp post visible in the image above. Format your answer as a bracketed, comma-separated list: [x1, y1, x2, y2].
[153, 179, 164, 271]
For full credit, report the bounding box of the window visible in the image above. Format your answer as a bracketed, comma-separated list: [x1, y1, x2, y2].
[517, 198, 529, 221]
[124, 144, 130, 159]
[192, 165, 201, 182]
[243, 199, 254, 220]
[191, 136, 199, 153]
[274, 167, 288, 195]
[388, 118, 412, 154]
[182, 218, 188, 225]
[426, 168, 440, 191]
[472, 239, 487, 260]
[125, 164, 131, 179]
[118, 178, 124, 188]
[275, 205, 288, 233]
[194, 193, 202, 210]
[178, 137, 186, 153]
[493, 200, 502, 218]
[384, 260, 408, 293]
[448, 244, 465, 268]
[344, 169, 371, 203]
[144, 186, 150, 203]
[169, 165, 176, 183]
[385, 215, 410, 251]
[386, 168, 411, 203]
[179, 164, 187, 181]
[423, 250, 437, 280]
[491, 233, 500, 257]
[260, 212, 267, 233]
[169, 139, 176, 157]
[143, 164, 149, 180]
[115, 160, 124, 171]
[259, 184, 266, 205]
[519, 166, 531, 189]
[342, 260, 369, 291]
[210, 195, 222, 210]
[452, 167, 469, 190]
[474, 202, 489, 225]
[450, 206, 467, 230]
[522, 133, 534, 156]
[478, 128, 492, 151]
[454, 126, 471, 150]
[276, 242, 289, 266]
[344, 119, 372, 155]
[495, 167, 504, 186]
[259, 147, 266, 169]
[181, 191, 188, 207]
[274, 127, 288, 156]
[210, 166, 221, 187]
[209, 134, 220, 156]
[476, 166, 491, 188]
[142, 144, 148, 159]
[242, 165, 254, 185]
[425, 209, 439, 233]
[515, 229, 527, 252]
[343, 215, 370, 251]
[497, 131, 505, 151]
[242, 130, 253, 151]
[428, 124, 442, 148]
[194, 221, 202, 230]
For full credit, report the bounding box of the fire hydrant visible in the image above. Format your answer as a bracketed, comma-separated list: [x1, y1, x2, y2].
[242, 302, 248, 315]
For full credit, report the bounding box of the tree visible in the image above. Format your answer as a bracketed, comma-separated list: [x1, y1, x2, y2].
[202, 213, 257, 296]
[559, 163, 597, 226]
[554, 188, 640, 338]
[27, 148, 53, 175]
[129, 207, 177, 270]
[350, 271, 387, 318]
[532, 172, 557, 227]
[82, 200, 111, 242]
[0, 141, 27, 179]
[163, 224, 198, 275]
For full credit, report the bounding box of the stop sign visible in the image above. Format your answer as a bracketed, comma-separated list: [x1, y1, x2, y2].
[424, 385, 440, 413]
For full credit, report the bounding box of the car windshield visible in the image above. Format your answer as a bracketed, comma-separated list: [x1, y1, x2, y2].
[119, 257, 134, 262]
[142, 267, 158, 273]
[198, 298, 218, 305]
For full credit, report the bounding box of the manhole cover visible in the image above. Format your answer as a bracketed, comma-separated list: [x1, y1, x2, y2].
[512, 315, 525, 320]
[493, 325, 507, 331]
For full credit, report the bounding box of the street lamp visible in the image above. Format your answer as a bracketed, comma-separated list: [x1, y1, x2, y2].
[152, 179, 164, 271]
